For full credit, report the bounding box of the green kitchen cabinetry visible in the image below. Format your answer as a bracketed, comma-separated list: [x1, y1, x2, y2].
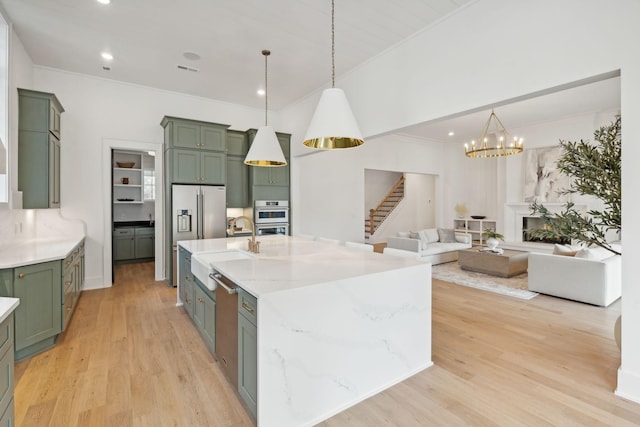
[162, 117, 227, 151]
[134, 227, 155, 259]
[13, 261, 62, 360]
[167, 148, 226, 185]
[0, 314, 15, 427]
[178, 247, 216, 354]
[193, 277, 216, 354]
[226, 130, 250, 208]
[113, 227, 155, 262]
[238, 289, 258, 418]
[247, 129, 290, 201]
[0, 240, 84, 361]
[113, 228, 135, 261]
[18, 88, 65, 209]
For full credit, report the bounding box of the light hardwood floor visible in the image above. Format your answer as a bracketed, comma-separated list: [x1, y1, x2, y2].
[13, 262, 640, 426]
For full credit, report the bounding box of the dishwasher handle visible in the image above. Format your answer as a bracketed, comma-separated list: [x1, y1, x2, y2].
[209, 273, 239, 294]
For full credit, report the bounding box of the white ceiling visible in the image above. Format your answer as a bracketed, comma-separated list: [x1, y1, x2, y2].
[0, 0, 621, 142]
[0, 0, 473, 110]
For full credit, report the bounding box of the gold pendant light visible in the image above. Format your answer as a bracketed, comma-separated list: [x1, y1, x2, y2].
[303, 0, 364, 149]
[244, 50, 287, 167]
[464, 109, 524, 158]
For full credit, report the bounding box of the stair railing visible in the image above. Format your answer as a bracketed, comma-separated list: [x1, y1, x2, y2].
[368, 176, 405, 236]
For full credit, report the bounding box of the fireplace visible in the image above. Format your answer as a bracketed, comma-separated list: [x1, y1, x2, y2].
[522, 216, 570, 244]
[504, 203, 587, 244]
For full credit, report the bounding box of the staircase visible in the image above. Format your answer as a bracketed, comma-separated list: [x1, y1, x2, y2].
[365, 176, 405, 240]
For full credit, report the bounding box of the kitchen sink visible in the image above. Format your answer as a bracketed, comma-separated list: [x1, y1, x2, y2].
[190, 250, 253, 290]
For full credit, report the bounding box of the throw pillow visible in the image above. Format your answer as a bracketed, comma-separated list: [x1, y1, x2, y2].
[397, 231, 410, 238]
[552, 244, 579, 256]
[574, 247, 611, 261]
[424, 228, 440, 243]
[437, 228, 456, 243]
[417, 230, 430, 248]
[409, 231, 419, 239]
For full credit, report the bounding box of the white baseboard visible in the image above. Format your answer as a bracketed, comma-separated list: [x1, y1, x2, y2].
[616, 367, 640, 404]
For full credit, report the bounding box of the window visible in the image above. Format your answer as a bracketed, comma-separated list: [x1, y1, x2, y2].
[143, 168, 155, 201]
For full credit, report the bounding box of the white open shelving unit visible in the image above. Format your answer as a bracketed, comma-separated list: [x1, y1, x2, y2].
[453, 217, 497, 245]
[113, 151, 143, 204]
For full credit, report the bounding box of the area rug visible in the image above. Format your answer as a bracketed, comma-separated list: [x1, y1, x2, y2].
[431, 262, 538, 300]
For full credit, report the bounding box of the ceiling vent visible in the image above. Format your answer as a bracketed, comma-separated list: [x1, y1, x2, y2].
[177, 64, 199, 72]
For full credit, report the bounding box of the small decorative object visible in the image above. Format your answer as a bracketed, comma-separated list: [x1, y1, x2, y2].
[117, 161, 135, 168]
[471, 215, 486, 219]
[482, 228, 504, 251]
[121, 177, 129, 184]
[454, 203, 468, 218]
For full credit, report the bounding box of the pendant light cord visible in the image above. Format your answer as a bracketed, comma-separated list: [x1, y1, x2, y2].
[331, 0, 335, 88]
[262, 49, 270, 126]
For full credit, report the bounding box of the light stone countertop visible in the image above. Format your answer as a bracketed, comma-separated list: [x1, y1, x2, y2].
[179, 234, 421, 297]
[0, 297, 20, 324]
[0, 236, 85, 269]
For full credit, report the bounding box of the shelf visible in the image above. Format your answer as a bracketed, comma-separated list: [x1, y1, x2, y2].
[114, 167, 142, 172]
[114, 184, 142, 188]
[114, 201, 143, 204]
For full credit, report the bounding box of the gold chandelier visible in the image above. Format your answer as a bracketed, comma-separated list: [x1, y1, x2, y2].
[464, 109, 524, 158]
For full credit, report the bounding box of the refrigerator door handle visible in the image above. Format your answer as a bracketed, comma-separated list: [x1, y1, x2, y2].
[195, 189, 201, 239]
[198, 189, 204, 239]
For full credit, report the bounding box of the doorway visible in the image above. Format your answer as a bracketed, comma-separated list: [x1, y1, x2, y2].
[102, 138, 164, 286]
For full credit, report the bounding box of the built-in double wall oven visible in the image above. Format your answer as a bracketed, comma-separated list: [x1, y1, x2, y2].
[254, 200, 289, 236]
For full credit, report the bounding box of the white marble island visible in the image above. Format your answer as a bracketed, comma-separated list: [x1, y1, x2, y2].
[179, 235, 432, 427]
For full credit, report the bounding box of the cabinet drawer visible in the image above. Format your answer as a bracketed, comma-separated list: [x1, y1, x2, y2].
[134, 227, 155, 236]
[238, 290, 257, 325]
[113, 228, 134, 237]
[0, 399, 13, 427]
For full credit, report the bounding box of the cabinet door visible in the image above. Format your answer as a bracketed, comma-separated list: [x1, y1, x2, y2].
[113, 236, 135, 261]
[135, 235, 155, 259]
[13, 261, 62, 351]
[193, 283, 215, 353]
[49, 134, 61, 208]
[226, 155, 249, 208]
[171, 121, 201, 149]
[49, 103, 62, 139]
[18, 130, 49, 209]
[238, 313, 257, 418]
[200, 151, 226, 185]
[226, 131, 248, 156]
[171, 149, 201, 184]
[201, 125, 226, 151]
[183, 279, 195, 318]
[178, 248, 191, 304]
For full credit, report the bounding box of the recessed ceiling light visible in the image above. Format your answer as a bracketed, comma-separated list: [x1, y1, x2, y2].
[97, 0, 111, 4]
[257, 89, 265, 96]
[448, 131, 455, 136]
[183, 52, 201, 61]
[101, 52, 114, 61]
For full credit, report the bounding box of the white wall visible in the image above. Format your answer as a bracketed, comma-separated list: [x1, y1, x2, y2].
[364, 169, 402, 215]
[30, 67, 273, 287]
[282, 0, 640, 403]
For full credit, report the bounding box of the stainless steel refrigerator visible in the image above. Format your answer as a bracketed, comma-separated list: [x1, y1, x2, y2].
[171, 184, 226, 286]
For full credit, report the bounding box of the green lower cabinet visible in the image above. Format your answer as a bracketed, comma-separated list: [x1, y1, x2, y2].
[178, 247, 192, 304]
[238, 312, 257, 418]
[0, 315, 14, 427]
[193, 279, 216, 354]
[13, 261, 62, 359]
[183, 279, 195, 318]
[135, 234, 154, 259]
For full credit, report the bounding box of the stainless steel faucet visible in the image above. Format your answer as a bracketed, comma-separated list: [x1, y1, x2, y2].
[229, 216, 260, 253]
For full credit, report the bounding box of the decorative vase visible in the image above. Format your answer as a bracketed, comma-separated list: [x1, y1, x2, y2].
[486, 237, 499, 251]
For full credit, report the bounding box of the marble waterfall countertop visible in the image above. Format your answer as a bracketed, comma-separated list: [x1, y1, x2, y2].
[0, 297, 20, 324]
[0, 236, 85, 269]
[179, 234, 423, 297]
[179, 234, 432, 427]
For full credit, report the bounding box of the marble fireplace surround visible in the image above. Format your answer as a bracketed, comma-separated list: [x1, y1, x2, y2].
[504, 203, 588, 244]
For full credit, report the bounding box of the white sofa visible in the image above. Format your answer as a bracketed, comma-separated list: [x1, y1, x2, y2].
[385, 228, 472, 265]
[528, 248, 621, 307]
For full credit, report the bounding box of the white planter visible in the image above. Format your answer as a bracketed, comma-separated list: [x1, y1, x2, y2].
[486, 237, 499, 250]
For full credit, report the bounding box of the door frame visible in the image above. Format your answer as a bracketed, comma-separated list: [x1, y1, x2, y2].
[102, 138, 164, 285]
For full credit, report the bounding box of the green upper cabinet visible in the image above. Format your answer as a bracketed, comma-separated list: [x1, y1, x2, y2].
[226, 130, 249, 208]
[247, 130, 291, 201]
[162, 116, 229, 185]
[18, 88, 64, 209]
[161, 116, 228, 152]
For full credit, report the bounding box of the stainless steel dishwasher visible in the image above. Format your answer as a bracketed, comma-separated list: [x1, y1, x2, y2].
[209, 271, 239, 388]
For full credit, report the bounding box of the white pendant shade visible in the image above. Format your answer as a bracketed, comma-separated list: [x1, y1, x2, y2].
[303, 88, 364, 149]
[244, 125, 287, 166]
